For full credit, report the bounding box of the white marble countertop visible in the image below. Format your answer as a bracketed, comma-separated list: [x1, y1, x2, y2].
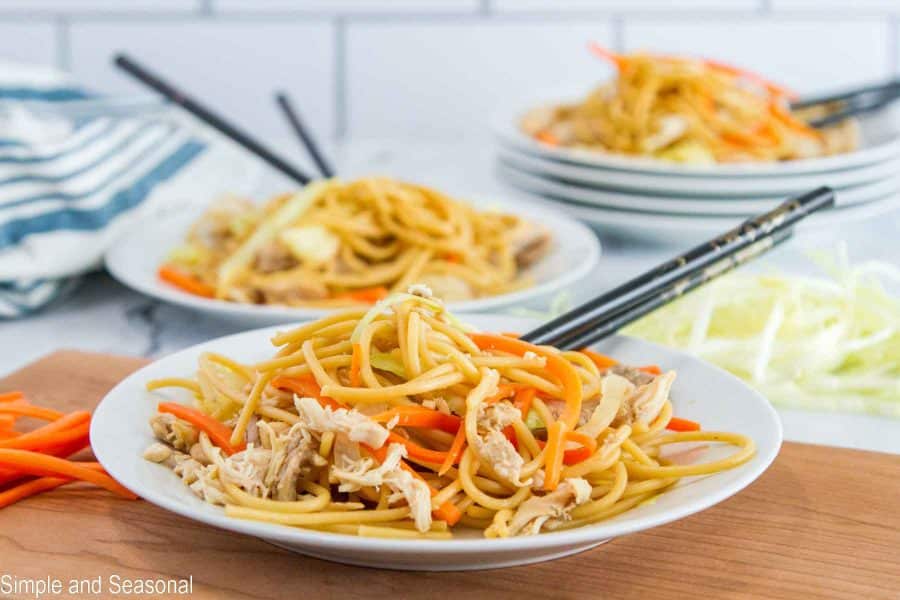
[2, 140, 899, 455]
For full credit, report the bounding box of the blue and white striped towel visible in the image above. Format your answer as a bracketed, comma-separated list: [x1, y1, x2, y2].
[0, 61, 206, 318]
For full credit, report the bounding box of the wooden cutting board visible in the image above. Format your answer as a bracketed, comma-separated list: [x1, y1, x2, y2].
[1, 350, 898, 600]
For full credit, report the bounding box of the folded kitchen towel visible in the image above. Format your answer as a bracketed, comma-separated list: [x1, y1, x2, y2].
[0, 61, 206, 318]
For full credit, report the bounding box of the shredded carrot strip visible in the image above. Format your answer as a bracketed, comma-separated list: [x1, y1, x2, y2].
[0, 463, 106, 509]
[0, 404, 64, 421]
[350, 343, 363, 387]
[270, 375, 345, 410]
[469, 334, 583, 432]
[158, 403, 245, 456]
[562, 430, 598, 465]
[588, 42, 629, 70]
[339, 286, 389, 304]
[385, 431, 450, 465]
[667, 417, 701, 432]
[0, 391, 24, 403]
[513, 387, 536, 419]
[373, 406, 461, 435]
[439, 425, 467, 476]
[543, 421, 566, 490]
[0, 414, 15, 431]
[639, 365, 662, 376]
[535, 131, 559, 146]
[0, 412, 90, 451]
[484, 384, 518, 404]
[0, 450, 136, 499]
[581, 349, 618, 370]
[158, 265, 216, 298]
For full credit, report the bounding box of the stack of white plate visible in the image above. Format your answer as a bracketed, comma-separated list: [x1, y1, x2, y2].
[493, 95, 900, 242]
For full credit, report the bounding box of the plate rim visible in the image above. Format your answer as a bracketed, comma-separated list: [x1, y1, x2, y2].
[90, 315, 783, 557]
[493, 89, 900, 177]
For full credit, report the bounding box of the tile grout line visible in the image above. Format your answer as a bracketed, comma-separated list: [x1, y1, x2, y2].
[889, 16, 899, 74]
[334, 16, 348, 141]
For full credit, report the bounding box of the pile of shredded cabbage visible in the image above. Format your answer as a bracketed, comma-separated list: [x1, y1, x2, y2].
[624, 249, 900, 417]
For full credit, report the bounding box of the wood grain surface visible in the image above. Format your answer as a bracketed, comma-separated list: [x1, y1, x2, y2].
[1, 350, 898, 600]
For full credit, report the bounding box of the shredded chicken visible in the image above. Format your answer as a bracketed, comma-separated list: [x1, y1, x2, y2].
[149, 413, 198, 451]
[509, 221, 552, 269]
[474, 401, 530, 487]
[144, 442, 228, 505]
[508, 477, 592, 535]
[331, 440, 433, 532]
[265, 422, 326, 501]
[614, 371, 676, 427]
[253, 240, 298, 273]
[577, 373, 633, 439]
[416, 274, 473, 302]
[295, 396, 390, 448]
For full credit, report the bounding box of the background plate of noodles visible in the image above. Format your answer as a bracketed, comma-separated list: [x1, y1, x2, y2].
[90, 314, 781, 570]
[105, 186, 600, 325]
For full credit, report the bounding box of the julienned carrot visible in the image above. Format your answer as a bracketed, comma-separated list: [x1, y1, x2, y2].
[0, 391, 23, 403]
[0, 435, 91, 487]
[513, 387, 535, 419]
[366, 443, 462, 526]
[157, 402, 245, 456]
[588, 42, 629, 70]
[667, 417, 701, 432]
[543, 422, 566, 491]
[158, 265, 216, 298]
[562, 430, 597, 465]
[0, 411, 90, 450]
[535, 131, 559, 146]
[349, 344, 363, 387]
[270, 375, 345, 410]
[639, 365, 662, 376]
[469, 334, 583, 432]
[373, 406, 461, 435]
[0, 403, 64, 421]
[385, 432, 450, 465]
[340, 286, 389, 304]
[0, 450, 136, 500]
[484, 384, 518, 404]
[439, 425, 467, 476]
[581, 349, 618, 370]
[0, 414, 15, 430]
[0, 463, 106, 509]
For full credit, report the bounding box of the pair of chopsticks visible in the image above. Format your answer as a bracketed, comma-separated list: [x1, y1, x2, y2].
[115, 55, 334, 185]
[793, 78, 900, 129]
[113, 54, 836, 349]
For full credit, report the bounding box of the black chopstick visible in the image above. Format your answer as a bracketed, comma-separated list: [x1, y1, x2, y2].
[275, 92, 335, 179]
[806, 91, 900, 129]
[791, 78, 900, 111]
[113, 54, 314, 186]
[557, 228, 793, 350]
[521, 186, 835, 349]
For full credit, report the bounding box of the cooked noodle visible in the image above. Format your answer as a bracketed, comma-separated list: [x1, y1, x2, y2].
[521, 47, 858, 164]
[159, 178, 551, 307]
[143, 290, 755, 539]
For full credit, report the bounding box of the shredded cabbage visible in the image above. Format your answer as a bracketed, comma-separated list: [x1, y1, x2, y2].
[625, 248, 900, 417]
[370, 351, 407, 378]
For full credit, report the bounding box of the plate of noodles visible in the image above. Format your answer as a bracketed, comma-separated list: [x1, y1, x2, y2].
[493, 46, 900, 176]
[91, 295, 781, 570]
[105, 177, 600, 325]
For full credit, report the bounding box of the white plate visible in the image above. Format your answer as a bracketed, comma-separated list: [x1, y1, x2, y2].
[503, 176, 900, 241]
[497, 144, 900, 198]
[105, 197, 600, 326]
[493, 89, 900, 177]
[90, 314, 782, 571]
[497, 161, 900, 216]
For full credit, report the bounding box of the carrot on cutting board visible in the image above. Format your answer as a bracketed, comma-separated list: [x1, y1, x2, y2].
[0, 463, 106, 509]
[0, 450, 136, 500]
[158, 265, 216, 298]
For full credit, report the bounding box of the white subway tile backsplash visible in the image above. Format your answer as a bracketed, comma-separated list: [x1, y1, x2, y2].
[68, 21, 335, 141]
[624, 19, 891, 93]
[214, 0, 478, 14]
[347, 21, 614, 139]
[492, 0, 758, 13]
[0, 22, 57, 67]
[0, 0, 200, 13]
